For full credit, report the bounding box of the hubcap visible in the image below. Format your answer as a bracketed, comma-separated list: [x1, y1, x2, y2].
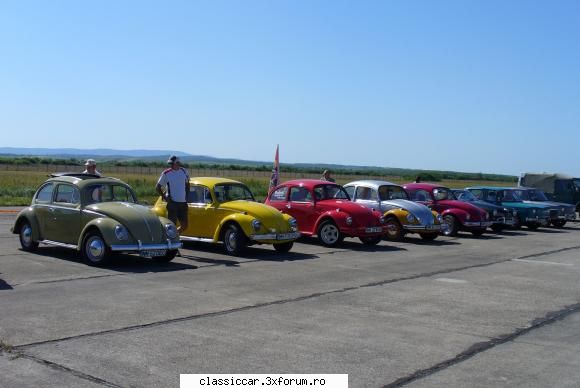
[443, 217, 454, 236]
[226, 229, 237, 250]
[87, 237, 105, 261]
[21, 224, 32, 246]
[386, 221, 399, 237]
[321, 224, 339, 244]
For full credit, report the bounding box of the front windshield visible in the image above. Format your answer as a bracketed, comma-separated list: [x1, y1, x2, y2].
[433, 187, 455, 201]
[214, 184, 255, 202]
[523, 189, 548, 201]
[314, 184, 350, 200]
[499, 190, 522, 202]
[454, 190, 477, 201]
[379, 185, 409, 201]
[86, 184, 136, 204]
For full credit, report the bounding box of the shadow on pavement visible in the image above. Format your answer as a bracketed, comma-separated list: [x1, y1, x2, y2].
[296, 237, 407, 252]
[401, 237, 461, 246]
[27, 247, 198, 273]
[0, 274, 13, 290]
[525, 228, 566, 234]
[493, 230, 529, 237]
[180, 241, 319, 263]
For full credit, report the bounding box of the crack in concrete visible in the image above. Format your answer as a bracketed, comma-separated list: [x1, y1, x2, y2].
[15, 245, 580, 350]
[383, 303, 580, 387]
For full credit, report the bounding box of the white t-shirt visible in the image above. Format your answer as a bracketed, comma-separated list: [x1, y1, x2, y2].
[83, 169, 102, 177]
[157, 168, 189, 203]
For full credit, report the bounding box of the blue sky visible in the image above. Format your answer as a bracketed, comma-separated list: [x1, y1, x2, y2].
[1, 0, 579, 176]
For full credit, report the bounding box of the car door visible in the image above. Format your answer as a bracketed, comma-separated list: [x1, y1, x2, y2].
[185, 185, 215, 238]
[48, 183, 82, 244]
[33, 183, 55, 240]
[287, 186, 316, 233]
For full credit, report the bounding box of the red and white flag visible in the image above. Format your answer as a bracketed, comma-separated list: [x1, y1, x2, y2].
[269, 144, 279, 192]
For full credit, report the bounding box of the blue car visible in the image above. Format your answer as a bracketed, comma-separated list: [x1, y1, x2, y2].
[512, 187, 576, 227]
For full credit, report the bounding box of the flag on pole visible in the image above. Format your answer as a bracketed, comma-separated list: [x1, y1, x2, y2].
[269, 144, 279, 192]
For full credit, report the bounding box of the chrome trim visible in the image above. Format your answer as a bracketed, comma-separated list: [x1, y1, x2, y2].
[404, 224, 441, 231]
[39, 240, 78, 250]
[110, 240, 182, 252]
[464, 221, 493, 227]
[36, 204, 81, 212]
[180, 236, 215, 243]
[250, 232, 301, 241]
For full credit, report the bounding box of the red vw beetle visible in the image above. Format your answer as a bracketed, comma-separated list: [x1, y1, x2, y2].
[266, 180, 387, 246]
[403, 183, 491, 237]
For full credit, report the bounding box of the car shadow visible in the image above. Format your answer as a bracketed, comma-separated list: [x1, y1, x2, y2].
[525, 228, 566, 234]
[0, 274, 13, 290]
[180, 241, 319, 263]
[296, 236, 407, 252]
[27, 247, 198, 273]
[401, 237, 461, 246]
[494, 230, 529, 237]
[457, 233, 504, 240]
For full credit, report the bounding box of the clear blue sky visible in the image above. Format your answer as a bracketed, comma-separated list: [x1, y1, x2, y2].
[1, 0, 579, 176]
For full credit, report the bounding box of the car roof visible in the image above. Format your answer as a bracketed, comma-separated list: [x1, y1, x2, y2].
[468, 186, 514, 190]
[343, 180, 401, 190]
[403, 183, 448, 191]
[280, 179, 340, 189]
[46, 174, 126, 188]
[189, 177, 243, 188]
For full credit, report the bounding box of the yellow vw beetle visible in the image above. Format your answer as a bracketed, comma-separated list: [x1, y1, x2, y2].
[153, 177, 300, 255]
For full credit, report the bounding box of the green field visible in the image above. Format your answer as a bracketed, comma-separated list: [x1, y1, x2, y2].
[0, 170, 515, 206]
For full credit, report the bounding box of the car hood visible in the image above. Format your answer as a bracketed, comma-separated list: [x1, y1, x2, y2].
[382, 199, 435, 224]
[438, 200, 484, 215]
[500, 201, 548, 210]
[523, 200, 574, 210]
[461, 199, 505, 212]
[85, 202, 165, 243]
[219, 200, 289, 229]
[318, 199, 377, 215]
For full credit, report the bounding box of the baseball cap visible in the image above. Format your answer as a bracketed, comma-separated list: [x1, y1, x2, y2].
[167, 155, 181, 165]
[85, 159, 97, 166]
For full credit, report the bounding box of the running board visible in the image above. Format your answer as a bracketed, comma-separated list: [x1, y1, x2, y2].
[40, 240, 78, 250]
[180, 236, 215, 243]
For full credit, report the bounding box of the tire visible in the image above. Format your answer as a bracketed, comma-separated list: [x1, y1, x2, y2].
[420, 233, 438, 241]
[359, 236, 382, 245]
[491, 224, 504, 233]
[471, 229, 485, 237]
[153, 250, 178, 263]
[526, 223, 539, 231]
[384, 218, 403, 242]
[81, 231, 112, 266]
[512, 216, 522, 230]
[222, 224, 247, 256]
[19, 221, 39, 252]
[552, 220, 567, 228]
[273, 241, 293, 252]
[317, 220, 343, 247]
[442, 215, 458, 237]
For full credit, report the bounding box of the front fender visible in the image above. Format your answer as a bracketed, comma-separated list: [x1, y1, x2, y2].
[213, 213, 255, 242]
[442, 208, 470, 223]
[78, 217, 123, 249]
[12, 207, 41, 241]
[314, 210, 349, 232]
[384, 208, 409, 225]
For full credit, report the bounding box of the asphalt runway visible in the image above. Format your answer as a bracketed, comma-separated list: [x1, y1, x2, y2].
[1, 211, 580, 388]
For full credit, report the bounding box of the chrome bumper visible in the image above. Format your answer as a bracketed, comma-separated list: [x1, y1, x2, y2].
[404, 224, 441, 231]
[250, 232, 301, 241]
[492, 217, 515, 226]
[110, 239, 182, 252]
[464, 221, 493, 227]
[564, 214, 577, 220]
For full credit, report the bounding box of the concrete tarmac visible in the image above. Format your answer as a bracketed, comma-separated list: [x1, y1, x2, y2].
[1, 211, 580, 387]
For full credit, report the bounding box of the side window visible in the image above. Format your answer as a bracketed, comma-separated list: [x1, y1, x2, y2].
[487, 191, 497, 201]
[188, 185, 211, 204]
[413, 190, 431, 202]
[54, 184, 79, 204]
[289, 187, 312, 202]
[470, 189, 483, 199]
[355, 186, 376, 201]
[270, 187, 288, 202]
[35, 183, 54, 204]
[112, 185, 134, 202]
[344, 186, 355, 199]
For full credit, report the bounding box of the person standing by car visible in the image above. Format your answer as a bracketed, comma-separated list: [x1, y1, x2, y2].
[321, 169, 336, 182]
[83, 159, 102, 177]
[156, 155, 190, 233]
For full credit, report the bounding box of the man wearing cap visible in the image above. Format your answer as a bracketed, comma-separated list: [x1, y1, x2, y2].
[83, 159, 101, 177]
[156, 155, 190, 233]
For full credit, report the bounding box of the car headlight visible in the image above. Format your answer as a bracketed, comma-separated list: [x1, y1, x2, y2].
[493, 209, 498, 216]
[406, 213, 416, 223]
[532, 209, 536, 214]
[289, 217, 298, 231]
[345, 216, 353, 225]
[436, 214, 443, 223]
[164, 223, 177, 239]
[513, 210, 517, 216]
[115, 225, 129, 240]
[251, 219, 262, 231]
[466, 213, 471, 221]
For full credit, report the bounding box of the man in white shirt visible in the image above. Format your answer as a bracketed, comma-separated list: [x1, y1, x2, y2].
[156, 155, 190, 233]
[83, 159, 102, 177]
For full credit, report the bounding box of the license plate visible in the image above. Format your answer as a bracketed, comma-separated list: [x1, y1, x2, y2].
[277, 233, 296, 240]
[140, 250, 167, 257]
[365, 227, 383, 233]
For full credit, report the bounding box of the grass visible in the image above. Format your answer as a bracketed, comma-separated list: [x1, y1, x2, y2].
[0, 170, 515, 206]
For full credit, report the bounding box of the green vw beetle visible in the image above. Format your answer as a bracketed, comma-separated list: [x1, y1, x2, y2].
[11, 173, 182, 266]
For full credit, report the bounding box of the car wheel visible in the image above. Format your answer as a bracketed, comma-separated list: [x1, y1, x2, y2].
[420, 233, 438, 241]
[491, 224, 504, 233]
[384, 218, 403, 241]
[82, 231, 112, 266]
[317, 220, 342, 247]
[471, 229, 485, 237]
[359, 236, 382, 245]
[512, 216, 522, 230]
[19, 221, 39, 252]
[552, 220, 566, 228]
[442, 215, 458, 237]
[153, 250, 178, 263]
[526, 223, 539, 231]
[223, 224, 247, 256]
[273, 242, 293, 252]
